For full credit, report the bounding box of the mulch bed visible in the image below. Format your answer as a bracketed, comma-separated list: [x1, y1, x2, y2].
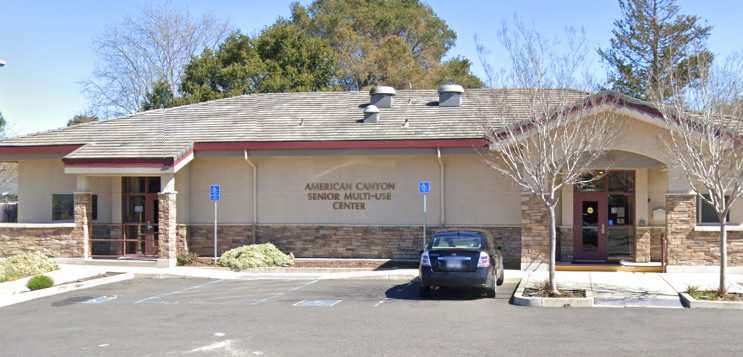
[523, 288, 586, 298]
[689, 290, 743, 302]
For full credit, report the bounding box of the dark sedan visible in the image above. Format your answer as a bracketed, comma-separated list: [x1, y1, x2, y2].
[418, 230, 504, 297]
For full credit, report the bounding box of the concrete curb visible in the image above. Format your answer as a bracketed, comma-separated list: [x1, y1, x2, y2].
[511, 280, 594, 307]
[0, 272, 135, 308]
[680, 292, 743, 310]
[89, 265, 420, 281]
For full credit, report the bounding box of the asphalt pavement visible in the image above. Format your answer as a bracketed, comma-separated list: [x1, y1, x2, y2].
[1, 276, 742, 356]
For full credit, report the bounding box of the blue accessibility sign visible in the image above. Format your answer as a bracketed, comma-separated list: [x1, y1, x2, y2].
[209, 184, 221, 201]
[418, 180, 431, 194]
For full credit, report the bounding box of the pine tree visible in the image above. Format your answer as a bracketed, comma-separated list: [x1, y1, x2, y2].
[599, 0, 712, 100]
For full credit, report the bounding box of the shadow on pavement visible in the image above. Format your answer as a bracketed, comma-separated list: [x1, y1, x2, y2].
[51, 295, 97, 307]
[384, 279, 492, 301]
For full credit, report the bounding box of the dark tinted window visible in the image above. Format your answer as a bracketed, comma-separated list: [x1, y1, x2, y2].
[52, 194, 98, 221]
[430, 233, 484, 250]
[698, 194, 729, 224]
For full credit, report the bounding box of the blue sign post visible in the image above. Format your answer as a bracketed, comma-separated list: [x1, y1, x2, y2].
[419, 180, 430, 247]
[209, 184, 221, 263]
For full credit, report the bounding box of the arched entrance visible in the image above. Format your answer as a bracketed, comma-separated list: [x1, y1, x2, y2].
[561, 150, 668, 264]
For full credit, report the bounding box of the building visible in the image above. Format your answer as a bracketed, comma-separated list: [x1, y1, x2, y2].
[0, 85, 740, 271]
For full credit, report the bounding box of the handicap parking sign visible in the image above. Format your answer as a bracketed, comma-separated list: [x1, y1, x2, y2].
[209, 184, 221, 201]
[418, 180, 430, 194]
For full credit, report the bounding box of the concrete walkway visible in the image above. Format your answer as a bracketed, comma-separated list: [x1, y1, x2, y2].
[0, 264, 106, 295]
[522, 271, 743, 308]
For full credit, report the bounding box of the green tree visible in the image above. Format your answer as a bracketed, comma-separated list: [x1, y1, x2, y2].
[290, 0, 482, 89]
[598, 0, 712, 100]
[180, 22, 337, 103]
[141, 80, 176, 110]
[67, 114, 99, 126]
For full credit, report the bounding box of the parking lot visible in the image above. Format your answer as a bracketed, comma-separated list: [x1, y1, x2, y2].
[2, 276, 743, 356]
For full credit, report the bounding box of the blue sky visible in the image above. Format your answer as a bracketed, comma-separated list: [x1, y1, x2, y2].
[0, 0, 740, 135]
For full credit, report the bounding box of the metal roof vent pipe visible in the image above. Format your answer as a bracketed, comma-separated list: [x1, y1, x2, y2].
[369, 85, 396, 108]
[363, 105, 380, 123]
[438, 84, 464, 107]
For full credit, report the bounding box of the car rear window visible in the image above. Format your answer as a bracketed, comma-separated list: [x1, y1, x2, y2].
[430, 234, 483, 250]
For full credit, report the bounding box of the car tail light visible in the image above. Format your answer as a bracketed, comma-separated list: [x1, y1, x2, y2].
[420, 251, 431, 267]
[477, 252, 490, 268]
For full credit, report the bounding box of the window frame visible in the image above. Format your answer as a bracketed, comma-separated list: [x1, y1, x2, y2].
[51, 193, 98, 222]
[697, 194, 730, 225]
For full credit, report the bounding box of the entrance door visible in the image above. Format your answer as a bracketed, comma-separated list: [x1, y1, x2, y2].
[573, 192, 608, 261]
[122, 177, 160, 257]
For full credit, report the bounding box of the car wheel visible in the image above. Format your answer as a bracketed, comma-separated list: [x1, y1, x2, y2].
[484, 274, 496, 298]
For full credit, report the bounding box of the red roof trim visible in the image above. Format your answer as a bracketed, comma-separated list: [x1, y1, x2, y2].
[63, 157, 174, 168]
[0, 144, 82, 155]
[194, 139, 489, 151]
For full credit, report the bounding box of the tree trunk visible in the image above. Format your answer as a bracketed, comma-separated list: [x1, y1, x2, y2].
[548, 204, 559, 295]
[720, 220, 728, 295]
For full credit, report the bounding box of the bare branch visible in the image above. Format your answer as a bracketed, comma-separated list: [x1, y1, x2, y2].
[81, 2, 232, 118]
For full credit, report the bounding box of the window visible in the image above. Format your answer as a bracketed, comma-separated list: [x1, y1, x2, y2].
[430, 235, 484, 250]
[52, 194, 98, 221]
[698, 194, 729, 224]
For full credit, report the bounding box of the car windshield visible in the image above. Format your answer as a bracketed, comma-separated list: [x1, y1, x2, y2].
[430, 234, 483, 250]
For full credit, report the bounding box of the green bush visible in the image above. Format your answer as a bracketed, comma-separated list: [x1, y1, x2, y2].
[218, 243, 294, 271]
[0, 252, 58, 282]
[26, 275, 54, 290]
[177, 251, 200, 266]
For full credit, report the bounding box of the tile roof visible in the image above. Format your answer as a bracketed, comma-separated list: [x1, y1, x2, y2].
[0, 88, 589, 160]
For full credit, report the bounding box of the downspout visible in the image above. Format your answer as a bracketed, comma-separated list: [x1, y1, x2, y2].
[244, 150, 257, 243]
[436, 148, 445, 226]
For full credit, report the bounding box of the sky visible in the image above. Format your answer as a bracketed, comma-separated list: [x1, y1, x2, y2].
[0, 0, 741, 135]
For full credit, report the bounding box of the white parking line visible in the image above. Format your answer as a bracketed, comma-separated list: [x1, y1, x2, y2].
[293, 299, 343, 307]
[288, 279, 319, 291]
[81, 295, 118, 304]
[135, 279, 223, 304]
[373, 298, 389, 307]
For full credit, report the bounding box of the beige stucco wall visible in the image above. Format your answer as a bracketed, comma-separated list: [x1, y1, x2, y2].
[18, 160, 113, 223]
[187, 157, 253, 224]
[648, 168, 668, 224]
[252, 154, 441, 225]
[182, 152, 519, 226]
[444, 153, 520, 225]
[176, 166, 190, 224]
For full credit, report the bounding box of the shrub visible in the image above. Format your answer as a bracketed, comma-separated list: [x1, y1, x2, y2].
[0, 252, 58, 281]
[218, 243, 294, 271]
[26, 275, 54, 290]
[177, 251, 200, 266]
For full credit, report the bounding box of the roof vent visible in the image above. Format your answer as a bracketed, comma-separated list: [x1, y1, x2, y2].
[438, 84, 464, 107]
[363, 105, 380, 123]
[370, 86, 396, 108]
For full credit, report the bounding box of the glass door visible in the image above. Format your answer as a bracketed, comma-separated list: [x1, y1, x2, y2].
[122, 177, 160, 257]
[573, 192, 608, 260]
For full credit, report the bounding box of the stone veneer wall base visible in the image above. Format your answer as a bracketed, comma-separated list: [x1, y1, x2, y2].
[0, 224, 78, 257]
[182, 224, 522, 269]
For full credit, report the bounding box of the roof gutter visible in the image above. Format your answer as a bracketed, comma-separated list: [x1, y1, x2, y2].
[194, 139, 489, 152]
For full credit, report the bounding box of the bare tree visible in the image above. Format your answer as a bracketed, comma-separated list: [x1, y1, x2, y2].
[655, 53, 743, 295]
[477, 20, 621, 294]
[82, 2, 231, 117]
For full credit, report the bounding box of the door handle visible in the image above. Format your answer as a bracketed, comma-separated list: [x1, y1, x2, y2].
[601, 224, 605, 235]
